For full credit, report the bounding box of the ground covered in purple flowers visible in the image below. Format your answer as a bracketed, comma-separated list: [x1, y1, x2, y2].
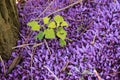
[0, 0, 120, 80]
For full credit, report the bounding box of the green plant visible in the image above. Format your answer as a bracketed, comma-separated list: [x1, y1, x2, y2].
[27, 15, 69, 47]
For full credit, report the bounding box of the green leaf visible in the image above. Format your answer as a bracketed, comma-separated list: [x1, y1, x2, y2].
[35, 31, 44, 40]
[56, 27, 67, 40]
[48, 21, 56, 28]
[61, 21, 68, 27]
[27, 20, 40, 31]
[60, 39, 66, 47]
[44, 29, 55, 39]
[43, 16, 50, 24]
[54, 15, 64, 27]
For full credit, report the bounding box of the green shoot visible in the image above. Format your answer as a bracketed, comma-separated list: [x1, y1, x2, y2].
[27, 15, 69, 47]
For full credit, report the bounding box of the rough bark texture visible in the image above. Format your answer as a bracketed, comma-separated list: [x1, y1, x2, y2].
[0, 0, 20, 59]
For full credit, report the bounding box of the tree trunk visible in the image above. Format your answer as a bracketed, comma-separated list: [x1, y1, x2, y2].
[0, 0, 20, 60]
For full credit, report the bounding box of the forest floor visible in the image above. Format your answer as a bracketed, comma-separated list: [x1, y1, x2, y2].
[0, 0, 120, 80]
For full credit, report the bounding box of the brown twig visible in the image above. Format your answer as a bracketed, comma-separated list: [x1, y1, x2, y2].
[47, 0, 82, 16]
[91, 34, 96, 45]
[44, 39, 51, 54]
[37, 0, 55, 17]
[67, 17, 81, 22]
[0, 55, 6, 75]
[44, 66, 59, 80]
[30, 47, 36, 80]
[33, 0, 82, 21]
[12, 42, 43, 49]
[12, 43, 32, 49]
[31, 0, 55, 21]
[66, 38, 73, 42]
[78, 20, 94, 38]
[61, 61, 69, 72]
[30, 42, 44, 80]
[94, 69, 102, 80]
[28, 0, 55, 16]
[7, 55, 22, 74]
[32, 42, 43, 48]
[109, 71, 120, 75]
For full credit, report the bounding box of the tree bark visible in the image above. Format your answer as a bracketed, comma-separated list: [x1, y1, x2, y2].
[0, 0, 20, 59]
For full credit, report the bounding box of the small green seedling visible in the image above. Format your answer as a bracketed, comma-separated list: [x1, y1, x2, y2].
[27, 15, 69, 47]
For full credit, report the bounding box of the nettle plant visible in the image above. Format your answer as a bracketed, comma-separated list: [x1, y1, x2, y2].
[27, 15, 69, 47]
